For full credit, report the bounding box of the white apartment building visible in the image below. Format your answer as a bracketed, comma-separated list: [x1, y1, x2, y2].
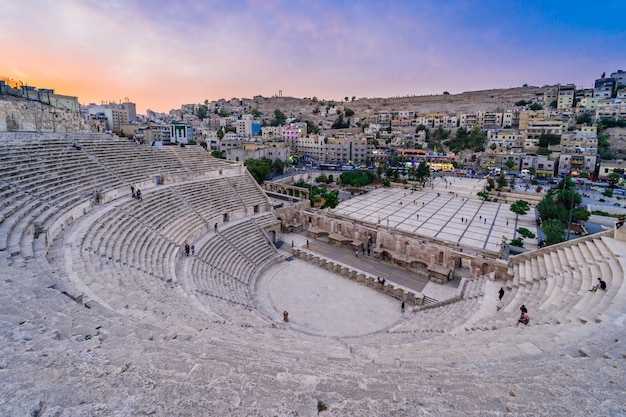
[290, 135, 373, 165]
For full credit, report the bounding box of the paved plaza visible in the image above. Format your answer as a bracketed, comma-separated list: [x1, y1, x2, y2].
[256, 259, 404, 338]
[334, 176, 539, 252]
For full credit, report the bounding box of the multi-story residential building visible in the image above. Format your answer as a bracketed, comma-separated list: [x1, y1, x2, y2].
[557, 126, 598, 153]
[459, 113, 479, 129]
[610, 70, 626, 87]
[520, 155, 558, 178]
[376, 111, 392, 124]
[578, 97, 599, 111]
[486, 129, 526, 153]
[598, 159, 626, 179]
[477, 111, 503, 129]
[111, 108, 129, 131]
[594, 78, 616, 99]
[289, 134, 373, 165]
[518, 109, 547, 130]
[261, 126, 282, 140]
[557, 153, 597, 177]
[502, 110, 519, 128]
[557, 84, 576, 110]
[596, 99, 626, 121]
[543, 85, 559, 107]
[235, 115, 253, 137]
[143, 125, 171, 145]
[87, 102, 136, 132]
[526, 119, 567, 139]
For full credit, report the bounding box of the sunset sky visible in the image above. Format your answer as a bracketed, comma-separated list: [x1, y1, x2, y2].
[1, 0, 624, 114]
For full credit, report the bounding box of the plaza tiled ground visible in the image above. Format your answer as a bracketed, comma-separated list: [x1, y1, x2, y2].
[334, 176, 539, 252]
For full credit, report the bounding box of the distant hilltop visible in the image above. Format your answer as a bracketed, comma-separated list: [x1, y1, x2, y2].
[205, 86, 544, 118]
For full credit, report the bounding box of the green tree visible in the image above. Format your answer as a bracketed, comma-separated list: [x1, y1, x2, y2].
[490, 143, 497, 152]
[496, 173, 507, 190]
[415, 162, 431, 184]
[340, 170, 376, 187]
[576, 113, 592, 124]
[210, 150, 224, 159]
[271, 158, 285, 174]
[244, 158, 272, 184]
[477, 191, 490, 201]
[218, 108, 231, 117]
[542, 219, 564, 245]
[538, 134, 561, 148]
[274, 109, 287, 126]
[344, 108, 355, 117]
[515, 100, 528, 106]
[517, 227, 536, 239]
[510, 237, 524, 247]
[216, 128, 225, 139]
[316, 173, 328, 183]
[195, 105, 208, 120]
[510, 200, 530, 221]
[250, 108, 261, 117]
[529, 103, 543, 111]
[607, 172, 621, 188]
[505, 158, 515, 172]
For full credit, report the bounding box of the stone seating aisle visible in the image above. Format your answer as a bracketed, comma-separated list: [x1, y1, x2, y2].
[159, 144, 232, 171]
[227, 174, 268, 209]
[388, 275, 488, 336]
[171, 179, 244, 224]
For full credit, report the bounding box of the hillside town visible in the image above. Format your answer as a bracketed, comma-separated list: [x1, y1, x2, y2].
[3, 70, 626, 184]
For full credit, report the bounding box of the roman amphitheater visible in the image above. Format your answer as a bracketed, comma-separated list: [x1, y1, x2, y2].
[1, 129, 626, 416]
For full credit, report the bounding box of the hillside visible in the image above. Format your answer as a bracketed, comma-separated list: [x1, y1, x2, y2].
[240, 87, 544, 120]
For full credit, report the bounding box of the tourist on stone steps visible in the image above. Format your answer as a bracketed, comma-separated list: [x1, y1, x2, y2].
[184, 243, 190, 256]
[589, 278, 607, 292]
[191, 245, 195, 256]
[517, 305, 529, 326]
[498, 287, 505, 301]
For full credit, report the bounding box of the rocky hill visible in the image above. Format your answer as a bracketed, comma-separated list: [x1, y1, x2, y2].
[237, 87, 544, 120]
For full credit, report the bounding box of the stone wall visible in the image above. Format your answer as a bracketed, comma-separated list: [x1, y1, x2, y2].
[0, 97, 95, 132]
[291, 247, 424, 306]
[302, 209, 508, 282]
